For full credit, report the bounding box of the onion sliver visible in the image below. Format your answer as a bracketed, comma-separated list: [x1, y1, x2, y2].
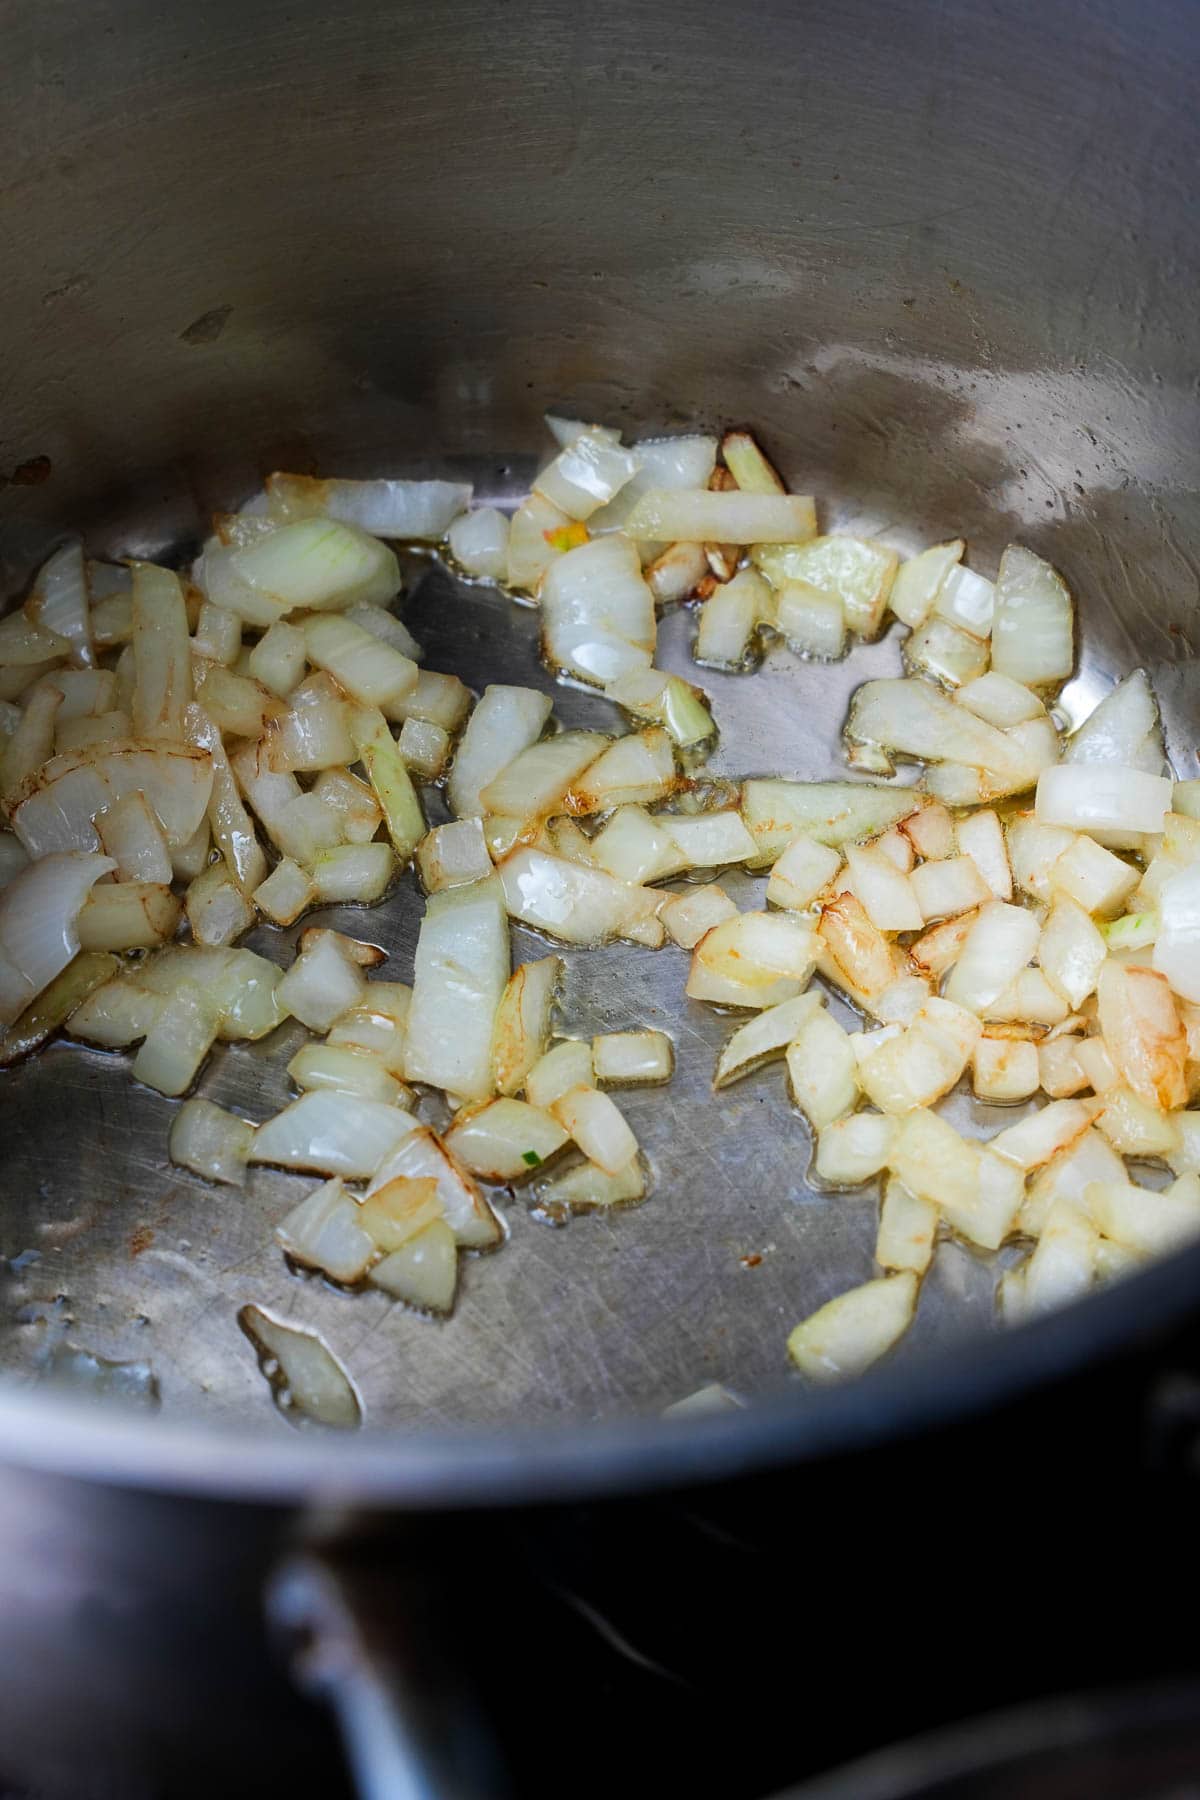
[402, 876, 509, 1102]
[1036, 764, 1172, 835]
[250, 1093, 417, 1179]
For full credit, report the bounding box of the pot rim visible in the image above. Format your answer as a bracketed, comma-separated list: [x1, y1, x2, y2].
[0, 1237, 1193, 1507]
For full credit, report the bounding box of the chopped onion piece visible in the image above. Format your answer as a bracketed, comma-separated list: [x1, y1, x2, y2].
[645, 541, 710, 603]
[956, 672, 1046, 729]
[268, 473, 470, 542]
[984, 965, 1070, 1026]
[972, 1034, 1039, 1103]
[932, 563, 994, 637]
[626, 489, 816, 546]
[310, 843, 396, 905]
[130, 563, 191, 742]
[755, 536, 897, 639]
[565, 728, 676, 814]
[890, 1110, 1022, 1249]
[370, 1220, 458, 1311]
[688, 911, 817, 1009]
[193, 664, 280, 740]
[268, 673, 357, 773]
[910, 854, 991, 923]
[76, 879, 180, 953]
[953, 809, 1011, 900]
[990, 545, 1073, 687]
[818, 891, 901, 1003]
[787, 1008, 860, 1127]
[67, 975, 161, 1047]
[904, 616, 989, 687]
[506, 493, 574, 592]
[1167, 1114, 1200, 1179]
[279, 933, 366, 1033]
[1098, 962, 1187, 1110]
[417, 818, 493, 895]
[287, 1043, 404, 1105]
[1038, 1034, 1090, 1098]
[448, 507, 510, 580]
[694, 568, 770, 668]
[1154, 863, 1200, 1004]
[1097, 1085, 1182, 1157]
[1019, 1201, 1098, 1318]
[741, 779, 917, 865]
[854, 1008, 976, 1115]
[775, 581, 847, 660]
[169, 1098, 255, 1187]
[535, 1154, 646, 1211]
[1037, 895, 1106, 1009]
[1036, 764, 1170, 838]
[1047, 833, 1139, 919]
[500, 846, 660, 946]
[27, 542, 93, 668]
[1020, 1126, 1125, 1236]
[131, 979, 219, 1096]
[721, 429, 785, 494]
[534, 429, 642, 520]
[1087, 1176, 1200, 1258]
[550, 1084, 638, 1176]
[660, 883, 738, 950]
[876, 1178, 938, 1274]
[481, 730, 610, 822]
[449, 686, 552, 819]
[311, 768, 383, 846]
[0, 950, 117, 1067]
[989, 1097, 1100, 1171]
[232, 518, 399, 613]
[540, 535, 656, 687]
[96, 791, 172, 884]
[526, 1038, 594, 1111]
[403, 876, 508, 1101]
[889, 542, 964, 629]
[239, 1305, 361, 1429]
[492, 956, 563, 1096]
[349, 705, 424, 859]
[252, 1093, 416, 1178]
[592, 1030, 674, 1086]
[766, 837, 841, 913]
[358, 1177, 442, 1253]
[787, 1272, 917, 1381]
[445, 1098, 569, 1181]
[658, 810, 756, 874]
[396, 717, 449, 780]
[944, 902, 1040, 1013]
[0, 849, 115, 1010]
[303, 613, 417, 708]
[846, 678, 1028, 781]
[276, 1177, 376, 1283]
[590, 807, 681, 884]
[844, 843, 922, 932]
[245, 621, 306, 699]
[813, 1112, 896, 1187]
[0, 611, 68, 670]
[1065, 668, 1164, 772]
[2, 680, 62, 798]
[367, 1125, 501, 1250]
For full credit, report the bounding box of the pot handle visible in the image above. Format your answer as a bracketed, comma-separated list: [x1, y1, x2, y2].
[269, 1551, 509, 1800]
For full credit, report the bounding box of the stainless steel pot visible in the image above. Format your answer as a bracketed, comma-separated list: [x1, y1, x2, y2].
[1, 0, 1198, 1793]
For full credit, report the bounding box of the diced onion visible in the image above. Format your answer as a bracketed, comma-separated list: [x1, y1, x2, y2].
[239, 1305, 361, 1429]
[448, 685, 552, 819]
[787, 1272, 917, 1381]
[169, 1098, 255, 1186]
[592, 1030, 674, 1086]
[402, 876, 509, 1101]
[540, 535, 656, 687]
[492, 957, 563, 1096]
[990, 545, 1073, 687]
[268, 473, 471, 542]
[445, 1097, 569, 1181]
[448, 507, 511, 580]
[369, 1220, 459, 1312]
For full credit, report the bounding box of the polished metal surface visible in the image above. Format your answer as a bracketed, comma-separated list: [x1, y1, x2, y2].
[1, 0, 1199, 1484]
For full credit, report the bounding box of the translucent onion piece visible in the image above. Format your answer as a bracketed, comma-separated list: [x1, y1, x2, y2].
[252, 1093, 417, 1179]
[645, 541, 711, 604]
[888, 541, 964, 629]
[78, 880, 181, 951]
[660, 883, 738, 950]
[369, 1220, 459, 1312]
[27, 541, 93, 668]
[844, 843, 922, 932]
[989, 1098, 1101, 1171]
[932, 564, 995, 638]
[550, 1084, 639, 1176]
[0, 608, 70, 668]
[1087, 1175, 1200, 1258]
[96, 791, 172, 884]
[131, 978, 219, 1097]
[303, 613, 417, 708]
[0, 850, 115, 1005]
[688, 911, 818, 1009]
[1097, 961, 1188, 1110]
[787, 1272, 918, 1381]
[267, 473, 471, 541]
[349, 705, 425, 860]
[588, 435, 718, 536]
[741, 779, 920, 866]
[506, 493, 574, 592]
[1065, 668, 1164, 771]
[956, 672, 1046, 729]
[775, 580, 847, 660]
[367, 1126, 502, 1250]
[756, 536, 898, 639]
[169, 1098, 256, 1186]
[447, 507, 510, 580]
[310, 844, 397, 905]
[875, 1179, 938, 1274]
[402, 876, 509, 1102]
[130, 563, 192, 742]
[499, 847, 661, 946]
[448, 685, 553, 819]
[2, 680, 62, 798]
[239, 1306, 361, 1430]
[1154, 863, 1200, 1003]
[232, 518, 399, 612]
[525, 1038, 594, 1111]
[492, 956, 562, 1097]
[1020, 1127, 1126, 1237]
[903, 615, 988, 687]
[693, 568, 769, 669]
[275, 1177, 376, 1283]
[398, 716, 451, 779]
[817, 891, 901, 1003]
[0, 950, 117, 1066]
[990, 545, 1074, 687]
[279, 934, 367, 1033]
[592, 1030, 674, 1086]
[972, 1034, 1039, 1103]
[444, 1098, 569, 1181]
[534, 1154, 646, 1211]
[786, 1008, 860, 1128]
[845, 678, 1029, 782]
[534, 429, 642, 521]
[590, 807, 682, 885]
[481, 730, 610, 821]
[565, 728, 676, 814]
[540, 534, 656, 687]
[944, 902, 1041, 1013]
[627, 489, 816, 546]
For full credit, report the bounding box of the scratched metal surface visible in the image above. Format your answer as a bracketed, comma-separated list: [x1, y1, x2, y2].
[0, 506, 1196, 1436]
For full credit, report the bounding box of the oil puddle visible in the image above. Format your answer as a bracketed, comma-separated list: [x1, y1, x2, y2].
[239, 1304, 362, 1430]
